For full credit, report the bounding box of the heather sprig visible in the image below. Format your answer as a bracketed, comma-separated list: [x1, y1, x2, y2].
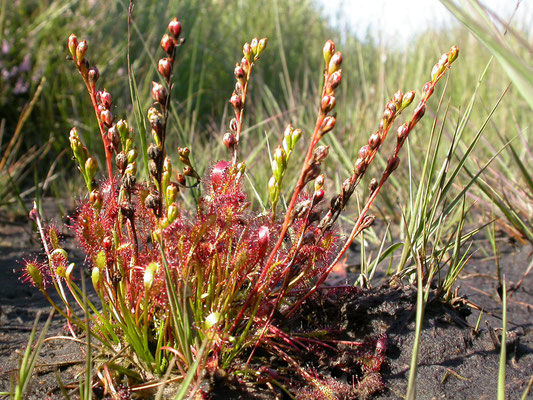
[22, 15, 459, 397]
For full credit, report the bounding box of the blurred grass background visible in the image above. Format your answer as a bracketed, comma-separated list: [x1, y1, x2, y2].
[0, 0, 531, 244]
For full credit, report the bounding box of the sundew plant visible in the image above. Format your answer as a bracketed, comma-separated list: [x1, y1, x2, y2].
[21, 14, 458, 399]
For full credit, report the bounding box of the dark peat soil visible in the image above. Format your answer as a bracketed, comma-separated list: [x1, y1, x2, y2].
[0, 207, 531, 399]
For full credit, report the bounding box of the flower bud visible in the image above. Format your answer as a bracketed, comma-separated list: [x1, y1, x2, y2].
[272, 159, 282, 182]
[273, 146, 286, 168]
[68, 34, 78, 58]
[69, 128, 85, 158]
[100, 109, 113, 127]
[431, 62, 445, 82]
[401, 91, 415, 110]
[328, 51, 342, 75]
[327, 70, 342, 92]
[230, 94, 242, 110]
[176, 172, 186, 185]
[152, 81, 168, 105]
[393, 90, 403, 106]
[257, 225, 270, 258]
[358, 145, 369, 160]
[313, 145, 329, 163]
[250, 38, 258, 55]
[314, 174, 325, 191]
[240, 57, 250, 75]
[323, 40, 335, 66]
[362, 215, 375, 229]
[386, 101, 397, 115]
[127, 148, 138, 163]
[368, 133, 380, 150]
[85, 157, 98, 181]
[257, 38, 268, 57]
[313, 188, 325, 205]
[354, 157, 366, 176]
[149, 112, 164, 137]
[368, 178, 378, 193]
[243, 42, 252, 62]
[321, 95, 336, 114]
[229, 118, 238, 132]
[76, 40, 88, 63]
[268, 175, 279, 202]
[88, 66, 99, 85]
[144, 262, 159, 291]
[167, 184, 178, 203]
[115, 119, 128, 141]
[414, 104, 426, 123]
[168, 18, 182, 39]
[167, 202, 179, 223]
[79, 57, 89, 77]
[234, 65, 245, 81]
[223, 132, 236, 149]
[125, 161, 136, 176]
[99, 89, 112, 109]
[320, 115, 336, 135]
[387, 156, 400, 173]
[397, 123, 409, 142]
[291, 128, 302, 145]
[90, 189, 102, 209]
[448, 45, 459, 64]
[161, 33, 175, 54]
[91, 267, 100, 290]
[382, 107, 394, 122]
[158, 58, 173, 80]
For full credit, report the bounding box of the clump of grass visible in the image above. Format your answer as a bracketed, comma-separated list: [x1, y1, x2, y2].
[20, 13, 459, 398]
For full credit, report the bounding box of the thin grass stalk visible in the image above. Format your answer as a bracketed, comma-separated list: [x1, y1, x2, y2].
[14, 310, 54, 400]
[406, 251, 426, 400]
[497, 277, 507, 399]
